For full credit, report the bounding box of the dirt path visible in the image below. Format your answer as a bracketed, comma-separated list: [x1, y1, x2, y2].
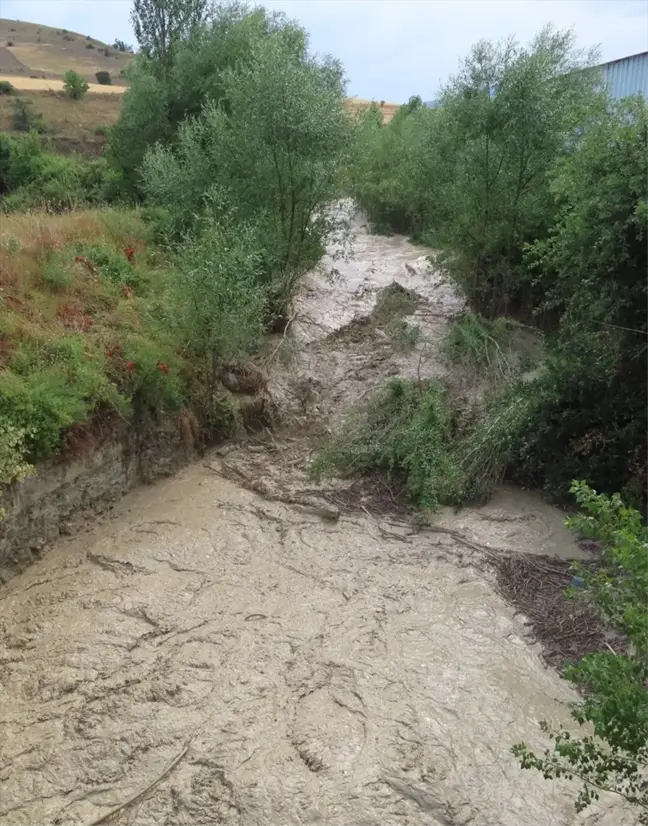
[0, 205, 631, 825]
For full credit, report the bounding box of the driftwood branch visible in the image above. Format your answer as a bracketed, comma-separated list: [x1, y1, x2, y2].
[84, 743, 189, 826]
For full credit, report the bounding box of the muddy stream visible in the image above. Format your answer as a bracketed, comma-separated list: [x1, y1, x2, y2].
[0, 206, 632, 825]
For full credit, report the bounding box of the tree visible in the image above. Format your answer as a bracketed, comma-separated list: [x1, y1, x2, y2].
[513, 482, 648, 821]
[63, 69, 89, 100]
[509, 96, 647, 502]
[141, 31, 352, 316]
[130, 0, 211, 68]
[113, 38, 134, 52]
[109, 3, 306, 196]
[432, 26, 601, 317]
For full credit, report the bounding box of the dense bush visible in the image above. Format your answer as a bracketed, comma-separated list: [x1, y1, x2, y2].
[63, 69, 89, 100]
[0, 339, 125, 461]
[311, 378, 463, 509]
[164, 212, 267, 368]
[11, 98, 51, 134]
[95, 70, 112, 85]
[0, 80, 14, 95]
[506, 96, 648, 504]
[0, 132, 113, 211]
[355, 27, 600, 317]
[514, 482, 648, 822]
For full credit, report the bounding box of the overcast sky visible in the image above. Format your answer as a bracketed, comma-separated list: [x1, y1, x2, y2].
[4, 0, 647, 102]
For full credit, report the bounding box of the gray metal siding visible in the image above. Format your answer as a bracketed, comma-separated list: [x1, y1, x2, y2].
[599, 52, 648, 101]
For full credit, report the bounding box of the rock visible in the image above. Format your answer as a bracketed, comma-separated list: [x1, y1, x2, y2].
[315, 504, 340, 523]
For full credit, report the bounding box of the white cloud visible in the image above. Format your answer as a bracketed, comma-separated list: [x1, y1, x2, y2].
[3, 0, 647, 101]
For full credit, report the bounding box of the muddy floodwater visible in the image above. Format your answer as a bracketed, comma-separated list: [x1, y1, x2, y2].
[0, 206, 632, 825]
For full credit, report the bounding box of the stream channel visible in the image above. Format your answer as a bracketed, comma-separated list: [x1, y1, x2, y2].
[0, 204, 632, 825]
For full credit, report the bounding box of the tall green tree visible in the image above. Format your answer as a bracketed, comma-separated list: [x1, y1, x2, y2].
[109, 2, 306, 196]
[508, 96, 647, 501]
[433, 26, 600, 317]
[141, 30, 352, 315]
[130, 0, 211, 68]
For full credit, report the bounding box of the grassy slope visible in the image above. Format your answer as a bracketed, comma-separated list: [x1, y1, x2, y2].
[0, 210, 193, 462]
[0, 18, 132, 81]
[0, 88, 122, 154]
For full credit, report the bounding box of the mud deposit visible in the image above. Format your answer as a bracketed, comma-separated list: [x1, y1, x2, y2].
[0, 206, 631, 825]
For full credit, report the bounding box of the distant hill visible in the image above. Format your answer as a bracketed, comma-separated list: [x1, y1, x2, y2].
[0, 17, 399, 152]
[0, 18, 132, 83]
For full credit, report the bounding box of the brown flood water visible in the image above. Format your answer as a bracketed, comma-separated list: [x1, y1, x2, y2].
[0, 204, 632, 825]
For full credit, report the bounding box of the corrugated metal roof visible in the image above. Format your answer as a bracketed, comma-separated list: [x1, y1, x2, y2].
[599, 51, 648, 101]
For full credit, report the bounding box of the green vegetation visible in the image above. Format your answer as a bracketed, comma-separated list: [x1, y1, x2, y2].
[311, 378, 462, 509]
[95, 70, 112, 85]
[63, 69, 90, 100]
[11, 98, 51, 134]
[323, 24, 647, 824]
[513, 482, 648, 821]
[346, 26, 647, 508]
[0, 211, 184, 465]
[0, 81, 15, 96]
[0, 0, 353, 496]
[0, 131, 110, 211]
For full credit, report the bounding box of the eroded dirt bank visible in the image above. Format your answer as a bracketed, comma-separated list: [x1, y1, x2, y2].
[0, 206, 631, 825]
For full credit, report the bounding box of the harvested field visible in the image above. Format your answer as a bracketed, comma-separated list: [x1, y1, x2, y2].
[346, 96, 401, 123]
[0, 75, 125, 93]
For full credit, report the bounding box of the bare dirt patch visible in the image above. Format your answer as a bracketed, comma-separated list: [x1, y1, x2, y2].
[0, 45, 28, 72]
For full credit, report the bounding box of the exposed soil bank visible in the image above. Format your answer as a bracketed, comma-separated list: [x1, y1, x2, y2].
[0, 205, 632, 825]
[0, 413, 198, 584]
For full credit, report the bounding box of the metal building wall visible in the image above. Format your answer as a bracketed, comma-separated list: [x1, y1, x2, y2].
[599, 51, 648, 101]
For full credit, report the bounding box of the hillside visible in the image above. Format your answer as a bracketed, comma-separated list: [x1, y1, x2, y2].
[0, 18, 398, 155]
[0, 18, 132, 83]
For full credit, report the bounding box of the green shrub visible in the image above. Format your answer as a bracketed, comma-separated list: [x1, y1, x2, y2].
[0, 417, 34, 487]
[117, 334, 185, 413]
[86, 42, 95, 50]
[513, 482, 648, 822]
[95, 70, 112, 85]
[442, 310, 516, 382]
[0, 417, 34, 519]
[11, 98, 51, 133]
[140, 29, 352, 317]
[39, 250, 75, 290]
[0, 133, 112, 212]
[1, 340, 125, 461]
[0, 80, 14, 95]
[166, 213, 267, 365]
[511, 98, 647, 504]
[312, 378, 462, 509]
[63, 69, 89, 100]
[73, 242, 140, 287]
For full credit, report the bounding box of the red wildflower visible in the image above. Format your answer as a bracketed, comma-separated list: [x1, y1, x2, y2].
[126, 360, 137, 373]
[74, 255, 86, 264]
[157, 361, 170, 375]
[125, 247, 135, 265]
